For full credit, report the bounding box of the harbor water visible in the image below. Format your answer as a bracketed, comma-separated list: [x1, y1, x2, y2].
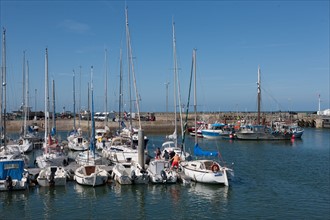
[1, 128, 329, 219]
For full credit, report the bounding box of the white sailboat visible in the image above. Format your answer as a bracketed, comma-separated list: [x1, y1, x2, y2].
[35, 48, 68, 169]
[111, 7, 149, 184]
[68, 70, 89, 151]
[74, 66, 109, 187]
[180, 49, 233, 186]
[0, 28, 30, 191]
[161, 21, 190, 161]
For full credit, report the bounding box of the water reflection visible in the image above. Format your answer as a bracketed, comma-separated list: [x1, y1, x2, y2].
[189, 183, 229, 201]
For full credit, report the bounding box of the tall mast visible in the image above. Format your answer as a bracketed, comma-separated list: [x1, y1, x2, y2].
[1, 28, 6, 147]
[257, 65, 261, 125]
[118, 48, 123, 130]
[52, 79, 56, 136]
[73, 69, 76, 130]
[104, 49, 108, 126]
[22, 51, 26, 113]
[90, 66, 95, 156]
[125, 7, 141, 129]
[193, 49, 197, 145]
[44, 48, 49, 151]
[172, 20, 178, 146]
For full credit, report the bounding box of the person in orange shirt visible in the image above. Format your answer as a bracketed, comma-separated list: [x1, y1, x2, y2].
[171, 154, 180, 169]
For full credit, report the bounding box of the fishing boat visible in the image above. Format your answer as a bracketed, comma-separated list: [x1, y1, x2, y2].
[147, 159, 177, 184]
[36, 166, 67, 187]
[235, 66, 297, 140]
[180, 49, 233, 186]
[201, 123, 234, 139]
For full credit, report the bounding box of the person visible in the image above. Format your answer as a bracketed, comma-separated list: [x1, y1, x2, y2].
[169, 150, 175, 163]
[155, 147, 161, 159]
[163, 150, 169, 161]
[171, 154, 180, 169]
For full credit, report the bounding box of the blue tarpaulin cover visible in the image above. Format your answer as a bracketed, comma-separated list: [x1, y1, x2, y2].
[0, 160, 24, 180]
[194, 143, 218, 157]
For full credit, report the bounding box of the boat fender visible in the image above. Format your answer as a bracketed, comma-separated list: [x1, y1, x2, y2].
[5, 176, 13, 190]
[131, 170, 136, 180]
[211, 164, 220, 173]
[161, 170, 167, 181]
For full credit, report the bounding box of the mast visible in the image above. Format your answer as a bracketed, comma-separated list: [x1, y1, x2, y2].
[79, 66, 82, 128]
[90, 66, 95, 156]
[44, 48, 49, 152]
[125, 7, 141, 129]
[118, 48, 123, 130]
[52, 79, 56, 136]
[1, 28, 6, 147]
[257, 65, 261, 125]
[172, 20, 178, 146]
[104, 49, 108, 126]
[193, 49, 197, 145]
[73, 69, 76, 130]
[24, 60, 29, 137]
[22, 51, 26, 114]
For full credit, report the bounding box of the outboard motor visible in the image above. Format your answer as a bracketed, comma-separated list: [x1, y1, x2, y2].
[161, 170, 167, 182]
[130, 170, 136, 180]
[5, 176, 13, 190]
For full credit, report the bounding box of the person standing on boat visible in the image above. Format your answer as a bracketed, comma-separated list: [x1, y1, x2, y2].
[171, 154, 180, 169]
[163, 150, 169, 161]
[155, 147, 161, 159]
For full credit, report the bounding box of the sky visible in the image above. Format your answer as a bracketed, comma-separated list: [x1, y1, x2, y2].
[0, 0, 329, 113]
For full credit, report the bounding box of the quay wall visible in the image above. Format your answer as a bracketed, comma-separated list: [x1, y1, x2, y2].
[5, 112, 326, 134]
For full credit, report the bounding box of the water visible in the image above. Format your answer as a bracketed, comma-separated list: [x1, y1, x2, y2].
[1, 128, 329, 219]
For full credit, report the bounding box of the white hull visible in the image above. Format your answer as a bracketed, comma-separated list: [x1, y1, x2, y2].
[112, 162, 149, 185]
[181, 160, 229, 186]
[37, 166, 67, 187]
[68, 136, 89, 151]
[74, 165, 109, 186]
[75, 151, 103, 166]
[36, 153, 69, 169]
[147, 160, 177, 184]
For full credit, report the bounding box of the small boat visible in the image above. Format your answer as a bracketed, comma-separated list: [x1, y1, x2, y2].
[74, 66, 109, 187]
[201, 123, 234, 139]
[74, 165, 109, 187]
[112, 162, 149, 185]
[161, 141, 191, 161]
[0, 158, 30, 191]
[67, 129, 89, 151]
[180, 50, 233, 186]
[37, 166, 67, 187]
[147, 159, 177, 184]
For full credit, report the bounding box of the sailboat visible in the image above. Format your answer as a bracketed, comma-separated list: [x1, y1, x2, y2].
[0, 28, 30, 191]
[67, 70, 89, 151]
[180, 49, 233, 186]
[35, 48, 69, 169]
[235, 66, 298, 140]
[161, 20, 190, 161]
[74, 66, 109, 186]
[75, 67, 103, 166]
[111, 7, 149, 185]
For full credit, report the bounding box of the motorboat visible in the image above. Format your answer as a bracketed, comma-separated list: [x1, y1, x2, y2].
[37, 166, 67, 187]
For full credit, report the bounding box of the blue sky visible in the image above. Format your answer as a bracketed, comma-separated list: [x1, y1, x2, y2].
[0, 0, 329, 113]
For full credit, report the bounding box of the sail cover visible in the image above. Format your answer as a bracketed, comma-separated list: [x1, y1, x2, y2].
[194, 143, 218, 157]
